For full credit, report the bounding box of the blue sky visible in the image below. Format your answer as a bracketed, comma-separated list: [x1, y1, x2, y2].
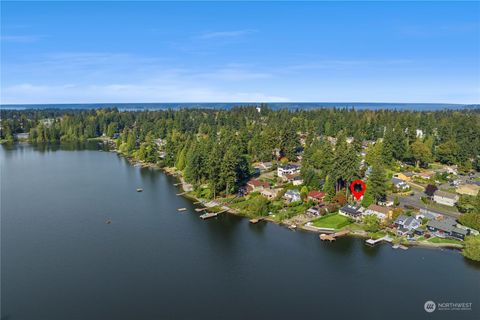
[1, 1, 479, 104]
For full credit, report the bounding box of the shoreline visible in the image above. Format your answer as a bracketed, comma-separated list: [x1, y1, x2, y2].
[115, 149, 465, 252]
[4, 141, 466, 253]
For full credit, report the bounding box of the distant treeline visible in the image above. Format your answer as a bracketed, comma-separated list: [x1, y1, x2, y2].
[1, 106, 479, 196]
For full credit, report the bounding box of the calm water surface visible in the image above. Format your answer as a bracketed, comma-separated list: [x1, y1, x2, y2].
[1, 144, 479, 320]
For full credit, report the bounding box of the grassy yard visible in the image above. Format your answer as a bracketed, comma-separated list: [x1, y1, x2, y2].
[367, 231, 387, 239]
[427, 237, 463, 245]
[311, 213, 352, 229]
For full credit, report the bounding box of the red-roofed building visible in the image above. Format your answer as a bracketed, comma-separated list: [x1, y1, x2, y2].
[246, 179, 271, 193]
[307, 191, 326, 203]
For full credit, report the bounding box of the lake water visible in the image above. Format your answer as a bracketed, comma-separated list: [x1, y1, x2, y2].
[1, 144, 479, 320]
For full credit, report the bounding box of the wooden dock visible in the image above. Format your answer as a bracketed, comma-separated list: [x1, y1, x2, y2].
[365, 235, 393, 246]
[176, 192, 187, 196]
[195, 208, 207, 212]
[249, 217, 266, 224]
[319, 229, 350, 241]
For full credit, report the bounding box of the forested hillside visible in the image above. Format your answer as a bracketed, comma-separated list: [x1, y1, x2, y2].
[1, 106, 479, 196]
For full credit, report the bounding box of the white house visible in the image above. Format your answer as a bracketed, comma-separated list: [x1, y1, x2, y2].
[339, 204, 364, 220]
[283, 189, 301, 203]
[433, 190, 459, 207]
[391, 178, 410, 191]
[277, 164, 301, 177]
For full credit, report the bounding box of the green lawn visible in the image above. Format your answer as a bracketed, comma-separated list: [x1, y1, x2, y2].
[312, 213, 352, 229]
[427, 237, 463, 245]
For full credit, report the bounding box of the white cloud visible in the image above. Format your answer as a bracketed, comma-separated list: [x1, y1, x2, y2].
[1, 82, 290, 104]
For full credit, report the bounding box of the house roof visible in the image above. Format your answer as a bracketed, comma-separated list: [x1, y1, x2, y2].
[394, 214, 409, 224]
[285, 189, 300, 196]
[403, 217, 419, 228]
[427, 219, 466, 234]
[308, 191, 325, 199]
[340, 204, 362, 216]
[367, 204, 390, 215]
[279, 164, 300, 170]
[418, 171, 434, 178]
[391, 178, 408, 185]
[247, 179, 270, 188]
[261, 188, 280, 196]
[434, 190, 458, 200]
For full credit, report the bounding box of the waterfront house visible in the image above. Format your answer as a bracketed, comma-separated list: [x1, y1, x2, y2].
[246, 179, 270, 193]
[283, 189, 301, 203]
[307, 191, 325, 203]
[261, 188, 281, 200]
[277, 164, 301, 177]
[339, 204, 363, 220]
[394, 215, 421, 235]
[433, 190, 459, 207]
[456, 184, 480, 196]
[426, 219, 468, 241]
[364, 204, 390, 221]
[391, 178, 410, 191]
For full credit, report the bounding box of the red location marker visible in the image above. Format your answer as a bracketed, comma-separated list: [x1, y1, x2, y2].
[350, 180, 366, 200]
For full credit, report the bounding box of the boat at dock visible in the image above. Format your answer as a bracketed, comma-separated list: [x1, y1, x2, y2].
[200, 212, 219, 219]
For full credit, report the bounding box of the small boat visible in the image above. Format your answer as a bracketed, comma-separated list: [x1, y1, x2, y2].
[136, 188, 143, 192]
[105, 219, 112, 224]
[288, 224, 297, 230]
[177, 208, 187, 212]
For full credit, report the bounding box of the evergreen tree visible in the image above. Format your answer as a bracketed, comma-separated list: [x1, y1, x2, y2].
[368, 163, 388, 203]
